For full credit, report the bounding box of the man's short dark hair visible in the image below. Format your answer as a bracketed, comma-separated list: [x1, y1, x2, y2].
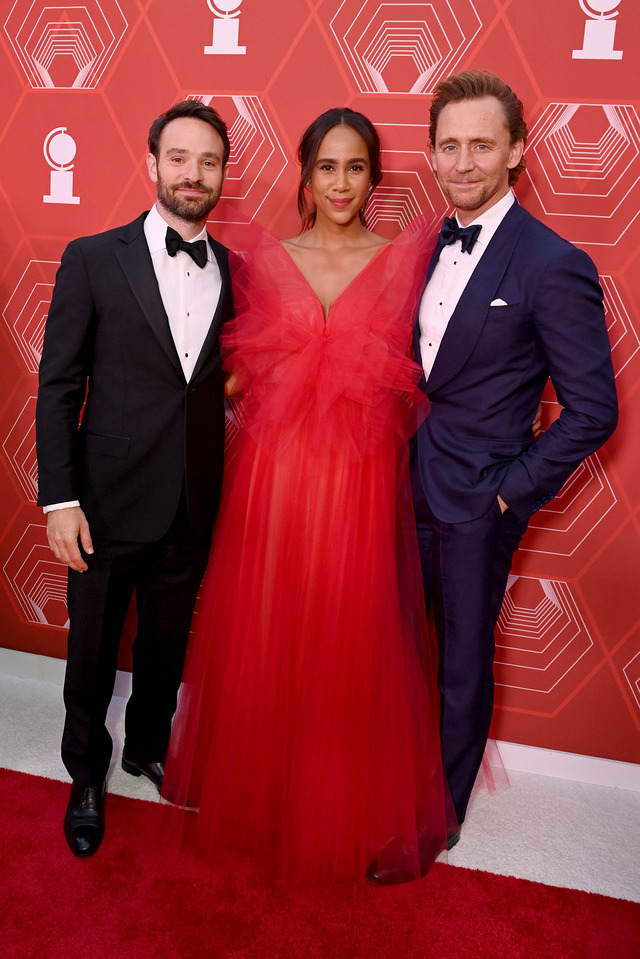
[429, 71, 528, 185]
[148, 100, 230, 167]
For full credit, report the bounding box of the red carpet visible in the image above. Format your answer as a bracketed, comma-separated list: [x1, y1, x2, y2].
[1, 768, 638, 959]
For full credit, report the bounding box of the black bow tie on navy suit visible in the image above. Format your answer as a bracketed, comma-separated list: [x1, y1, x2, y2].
[165, 227, 208, 268]
[438, 216, 482, 254]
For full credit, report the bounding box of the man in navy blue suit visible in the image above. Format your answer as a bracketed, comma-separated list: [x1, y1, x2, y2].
[372, 71, 617, 882]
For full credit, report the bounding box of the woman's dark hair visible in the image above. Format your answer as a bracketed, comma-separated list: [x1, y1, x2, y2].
[429, 71, 528, 185]
[296, 108, 383, 231]
[148, 99, 230, 167]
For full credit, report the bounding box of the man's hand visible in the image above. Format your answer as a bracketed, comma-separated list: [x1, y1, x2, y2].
[532, 402, 543, 441]
[46, 506, 94, 572]
[225, 370, 245, 398]
[504, 402, 545, 513]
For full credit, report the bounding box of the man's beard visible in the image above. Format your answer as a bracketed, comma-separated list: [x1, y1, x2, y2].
[442, 175, 504, 215]
[156, 175, 221, 222]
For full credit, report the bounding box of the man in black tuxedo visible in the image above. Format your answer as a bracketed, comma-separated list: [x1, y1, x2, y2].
[36, 100, 234, 856]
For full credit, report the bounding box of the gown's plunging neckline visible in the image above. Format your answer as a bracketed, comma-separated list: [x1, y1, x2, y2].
[278, 238, 393, 320]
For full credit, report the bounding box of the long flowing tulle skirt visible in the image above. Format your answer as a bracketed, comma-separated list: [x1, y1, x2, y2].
[164, 416, 449, 882]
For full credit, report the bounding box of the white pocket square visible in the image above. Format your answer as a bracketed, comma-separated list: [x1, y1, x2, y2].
[490, 298, 508, 306]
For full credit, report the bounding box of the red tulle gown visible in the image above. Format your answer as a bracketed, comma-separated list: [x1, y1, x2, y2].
[163, 218, 450, 882]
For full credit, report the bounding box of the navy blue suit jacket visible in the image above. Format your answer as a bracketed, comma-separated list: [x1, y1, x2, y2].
[414, 200, 618, 523]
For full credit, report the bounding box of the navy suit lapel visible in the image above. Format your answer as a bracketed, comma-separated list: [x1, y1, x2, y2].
[116, 214, 184, 378]
[425, 202, 528, 394]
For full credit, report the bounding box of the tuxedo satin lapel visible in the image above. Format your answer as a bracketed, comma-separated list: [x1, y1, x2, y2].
[191, 236, 229, 381]
[116, 221, 184, 378]
[425, 203, 528, 394]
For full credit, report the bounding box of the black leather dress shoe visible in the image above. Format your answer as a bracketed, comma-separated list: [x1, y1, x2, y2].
[64, 782, 105, 857]
[366, 831, 446, 886]
[121, 748, 164, 793]
[447, 829, 461, 850]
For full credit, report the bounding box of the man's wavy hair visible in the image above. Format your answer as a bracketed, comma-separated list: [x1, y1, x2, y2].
[429, 71, 528, 185]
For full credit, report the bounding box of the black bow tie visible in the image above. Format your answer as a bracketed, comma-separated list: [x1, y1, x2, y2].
[438, 217, 482, 254]
[165, 227, 208, 268]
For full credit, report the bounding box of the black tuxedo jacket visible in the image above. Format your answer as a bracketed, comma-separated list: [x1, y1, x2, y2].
[36, 212, 233, 542]
[414, 201, 618, 523]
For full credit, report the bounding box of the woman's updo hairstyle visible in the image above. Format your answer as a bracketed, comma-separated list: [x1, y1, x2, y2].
[296, 108, 383, 231]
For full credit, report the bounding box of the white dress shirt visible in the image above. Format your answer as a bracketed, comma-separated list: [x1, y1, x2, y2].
[44, 205, 222, 513]
[144, 203, 222, 383]
[418, 190, 515, 378]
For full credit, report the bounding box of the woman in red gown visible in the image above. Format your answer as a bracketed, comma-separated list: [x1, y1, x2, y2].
[163, 109, 451, 882]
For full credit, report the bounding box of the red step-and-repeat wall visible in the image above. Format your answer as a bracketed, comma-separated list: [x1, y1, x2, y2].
[0, 1, 638, 765]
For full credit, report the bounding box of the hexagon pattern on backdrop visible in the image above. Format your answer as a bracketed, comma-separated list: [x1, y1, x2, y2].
[0, 0, 638, 763]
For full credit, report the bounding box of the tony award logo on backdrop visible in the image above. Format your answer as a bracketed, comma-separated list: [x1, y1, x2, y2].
[573, 0, 623, 59]
[42, 127, 80, 205]
[204, 0, 246, 55]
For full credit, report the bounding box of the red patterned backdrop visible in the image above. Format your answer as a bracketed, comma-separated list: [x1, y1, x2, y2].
[0, 0, 638, 765]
